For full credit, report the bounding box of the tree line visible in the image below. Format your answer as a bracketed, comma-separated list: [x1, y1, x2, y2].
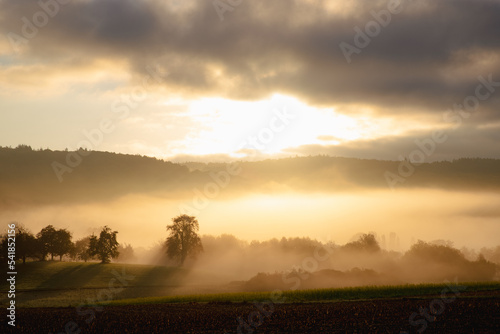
[0, 224, 120, 264]
[0, 214, 203, 265]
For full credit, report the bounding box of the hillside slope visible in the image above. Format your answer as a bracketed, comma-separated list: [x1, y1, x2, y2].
[1, 146, 500, 209]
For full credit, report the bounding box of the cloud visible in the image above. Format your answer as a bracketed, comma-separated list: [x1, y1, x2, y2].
[1, 0, 499, 118]
[1, 0, 499, 160]
[0, 58, 129, 96]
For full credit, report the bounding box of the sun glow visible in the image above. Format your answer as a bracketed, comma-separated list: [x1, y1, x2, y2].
[163, 94, 397, 159]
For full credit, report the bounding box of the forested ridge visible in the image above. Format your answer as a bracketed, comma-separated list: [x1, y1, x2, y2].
[1, 146, 500, 208]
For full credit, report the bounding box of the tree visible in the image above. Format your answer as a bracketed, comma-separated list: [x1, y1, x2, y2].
[0, 234, 7, 265]
[88, 226, 119, 264]
[36, 225, 73, 261]
[0, 223, 39, 264]
[116, 243, 136, 263]
[71, 237, 92, 262]
[15, 225, 39, 264]
[166, 215, 203, 266]
[343, 234, 381, 253]
[52, 229, 73, 261]
[37, 225, 57, 260]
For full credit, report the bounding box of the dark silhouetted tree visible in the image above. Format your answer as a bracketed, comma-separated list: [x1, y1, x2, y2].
[53, 228, 73, 261]
[166, 215, 203, 266]
[15, 224, 39, 264]
[88, 226, 119, 264]
[36, 225, 73, 261]
[0, 224, 39, 264]
[0, 235, 7, 265]
[37, 225, 57, 260]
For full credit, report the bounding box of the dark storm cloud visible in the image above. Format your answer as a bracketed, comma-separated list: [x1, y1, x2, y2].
[1, 0, 500, 117]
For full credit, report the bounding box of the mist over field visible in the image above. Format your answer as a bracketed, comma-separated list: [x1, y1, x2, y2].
[2, 189, 500, 251]
[1, 147, 499, 295]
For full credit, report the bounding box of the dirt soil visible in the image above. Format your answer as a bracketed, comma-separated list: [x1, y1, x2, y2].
[2, 291, 499, 333]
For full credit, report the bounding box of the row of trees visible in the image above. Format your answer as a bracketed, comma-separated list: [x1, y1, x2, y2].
[0, 224, 120, 264]
[1, 214, 205, 266]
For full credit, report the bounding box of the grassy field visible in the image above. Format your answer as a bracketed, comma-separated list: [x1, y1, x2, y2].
[0, 261, 192, 307]
[2, 261, 499, 308]
[1, 261, 189, 291]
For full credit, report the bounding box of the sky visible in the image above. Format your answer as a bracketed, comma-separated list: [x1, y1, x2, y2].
[1, 0, 500, 162]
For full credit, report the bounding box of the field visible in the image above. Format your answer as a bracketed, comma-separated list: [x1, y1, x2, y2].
[0, 261, 245, 308]
[3, 261, 500, 307]
[1, 262, 499, 333]
[1, 261, 189, 308]
[2, 291, 500, 333]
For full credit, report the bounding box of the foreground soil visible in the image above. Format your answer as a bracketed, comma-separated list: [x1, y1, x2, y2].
[3, 291, 499, 333]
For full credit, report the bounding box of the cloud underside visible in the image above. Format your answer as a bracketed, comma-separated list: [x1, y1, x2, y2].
[1, 0, 499, 120]
[1, 0, 500, 161]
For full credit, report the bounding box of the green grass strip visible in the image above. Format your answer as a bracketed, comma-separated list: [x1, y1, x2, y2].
[96, 281, 500, 307]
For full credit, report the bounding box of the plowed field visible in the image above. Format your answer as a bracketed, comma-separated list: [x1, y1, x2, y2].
[3, 291, 499, 333]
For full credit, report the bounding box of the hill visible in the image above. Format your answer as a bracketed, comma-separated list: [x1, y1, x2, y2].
[1, 146, 500, 209]
[0, 146, 202, 208]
